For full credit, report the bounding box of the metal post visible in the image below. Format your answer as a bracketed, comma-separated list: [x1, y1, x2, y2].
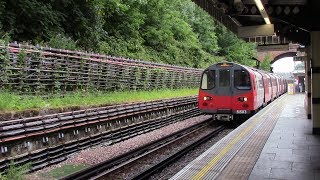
[305, 47, 311, 119]
[311, 31, 320, 134]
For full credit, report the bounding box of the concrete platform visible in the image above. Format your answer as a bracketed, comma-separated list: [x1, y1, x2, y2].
[171, 94, 320, 180]
[249, 94, 320, 180]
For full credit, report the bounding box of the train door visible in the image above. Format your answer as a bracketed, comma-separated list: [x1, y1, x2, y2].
[253, 71, 264, 109]
[217, 68, 233, 109]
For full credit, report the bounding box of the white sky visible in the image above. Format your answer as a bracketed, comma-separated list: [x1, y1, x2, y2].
[271, 57, 295, 73]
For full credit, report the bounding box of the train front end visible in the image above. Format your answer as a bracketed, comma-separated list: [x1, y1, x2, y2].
[198, 62, 254, 121]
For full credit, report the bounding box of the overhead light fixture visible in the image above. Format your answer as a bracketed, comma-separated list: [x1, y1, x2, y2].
[254, 0, 264, 11]
[254, 0, 271, 24]
[264, 18, 271, 24]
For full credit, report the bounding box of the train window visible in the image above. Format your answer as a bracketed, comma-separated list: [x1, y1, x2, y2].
[201, 70, 215, 89]
[268, 78, 272, 87]
[272, 79, 277, 86]
[219, 70, 230, 87]
[234, 70, 251, 90]
[259, 79, 264, 88]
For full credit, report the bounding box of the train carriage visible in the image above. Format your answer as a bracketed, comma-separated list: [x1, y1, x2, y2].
[268, 74, 278, 100]
[261, 72, 272, 104]
[198, 62, 286, 121]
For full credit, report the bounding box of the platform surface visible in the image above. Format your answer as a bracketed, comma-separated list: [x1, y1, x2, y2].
[249, 94, 320, 180]
[171, 94, 320, 180]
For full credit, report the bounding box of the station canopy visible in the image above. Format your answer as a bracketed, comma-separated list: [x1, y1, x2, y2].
[193, 0, 320, 46]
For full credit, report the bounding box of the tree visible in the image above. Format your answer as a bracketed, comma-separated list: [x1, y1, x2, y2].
[215, 25, 256, 66]
[261, 53, 272, 72]
[0, 0, 258, 68]
[1, 0, 63, 41]
[0, 1, 5, 31]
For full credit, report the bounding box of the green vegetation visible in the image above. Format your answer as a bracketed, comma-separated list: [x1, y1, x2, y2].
[0, 0, 256, 68]
[0, 88, 198, 112]
[261, 53, 272, 72]
[45, 164, 89, 179]
[0, 160, 31, 180]
[0, 0, 260, 112]
[215, 26, 257, 67]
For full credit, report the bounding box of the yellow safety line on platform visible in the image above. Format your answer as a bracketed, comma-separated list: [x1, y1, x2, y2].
[192, 95, 285, 180]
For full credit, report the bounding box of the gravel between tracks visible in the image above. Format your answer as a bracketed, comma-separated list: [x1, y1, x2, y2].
[152, 127, 234, 179]
[25, 115, 211, 180]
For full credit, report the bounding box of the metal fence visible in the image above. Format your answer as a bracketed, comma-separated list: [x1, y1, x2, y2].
[0, 44, 203, 95]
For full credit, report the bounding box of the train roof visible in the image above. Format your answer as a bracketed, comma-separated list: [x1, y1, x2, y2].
[206, 62, 252, 71]
[206, 62, 285, 80]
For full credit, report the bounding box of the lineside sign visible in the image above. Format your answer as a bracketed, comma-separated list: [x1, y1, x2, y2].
[293, 56, 307, 61]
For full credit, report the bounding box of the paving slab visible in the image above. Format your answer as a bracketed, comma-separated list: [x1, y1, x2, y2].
[249, 94, 320, 180]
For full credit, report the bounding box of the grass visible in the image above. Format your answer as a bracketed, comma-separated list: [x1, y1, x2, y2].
[45, 164, 89, 179]
[0, 160, 31, 180]
[0, 88, 198, 112]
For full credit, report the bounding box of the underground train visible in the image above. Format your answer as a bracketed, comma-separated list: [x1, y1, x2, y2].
[198, 62, 287, 121]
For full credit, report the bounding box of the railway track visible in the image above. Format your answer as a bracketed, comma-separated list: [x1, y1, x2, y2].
[0, 96, 200, 172]
[61, 120, 226, 180]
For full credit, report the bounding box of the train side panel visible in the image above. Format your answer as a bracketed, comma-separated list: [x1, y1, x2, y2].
[269, 74, 278, 100]
[252, 71, 264, 110]
[260, 72, 272, 104]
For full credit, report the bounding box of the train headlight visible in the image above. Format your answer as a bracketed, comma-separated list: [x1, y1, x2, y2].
[204, 96, 212, 101]
[238, 97, 248, 102]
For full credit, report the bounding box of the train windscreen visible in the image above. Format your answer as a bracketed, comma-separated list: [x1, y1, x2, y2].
[219, 69, 230, 87]
[234, 70, 251, 90]
[201, 70, 215, 89]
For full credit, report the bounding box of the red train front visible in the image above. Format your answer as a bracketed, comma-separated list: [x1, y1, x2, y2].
[198, 62, 266, 121]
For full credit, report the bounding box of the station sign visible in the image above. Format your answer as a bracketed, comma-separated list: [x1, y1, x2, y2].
[296, 51, 306, 56]
[293, 56, 307, 61]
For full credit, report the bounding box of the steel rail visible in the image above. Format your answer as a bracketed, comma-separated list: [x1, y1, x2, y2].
[0, 98, 200, 173]
[61, 119, 216, 180]
[131, 125, 226, 180]
[0, 97, 197, 140]
[1, 109, 201, 172]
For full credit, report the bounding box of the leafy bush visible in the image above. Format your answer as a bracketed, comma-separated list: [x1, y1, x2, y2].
[0, 33, 10, 46]
[46, 34, 78, 50]
[0, 160, 31, 180]
[261, 53, 272, 71]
